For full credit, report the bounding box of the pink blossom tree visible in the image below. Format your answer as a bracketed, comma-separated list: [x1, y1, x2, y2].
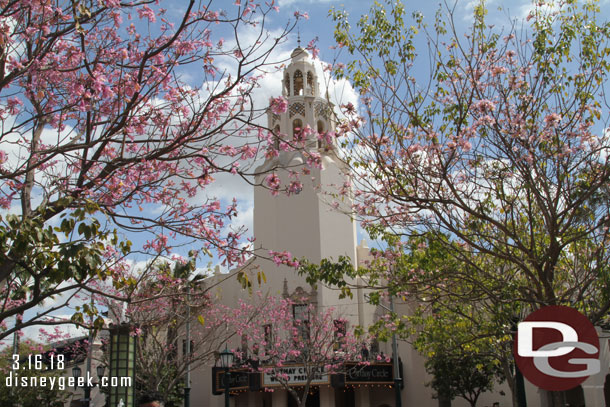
[321, 1, 610, 406]
[100, 261, 271, 406]
[0, 0, 304, 340]
[333, 0, 610, 313]
[230, 295, 367, 407]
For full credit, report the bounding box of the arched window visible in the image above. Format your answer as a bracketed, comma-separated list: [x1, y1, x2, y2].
[307, 71, 314, 95]
[284, 72, 291, 96]
[371, 339, 380, 356]
[273, 125, 280, 150]
[292, 119, 303, 141]
[317, 120, 325, 148]
[294, 70, 303, 96]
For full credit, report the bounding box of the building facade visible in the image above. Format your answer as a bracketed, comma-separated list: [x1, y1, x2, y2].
[189, 46, 608, 407]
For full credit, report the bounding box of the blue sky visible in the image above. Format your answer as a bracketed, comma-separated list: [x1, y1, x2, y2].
[7, 0, 610, 344]
[48, 0, 610, 281]
[200, 0, 610, 263]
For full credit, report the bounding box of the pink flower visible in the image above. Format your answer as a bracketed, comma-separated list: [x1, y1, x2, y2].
[137, 6, 156, 23]
[306, 38, 319, 59]
[7, 97, 23, 115]
[474, 99, 496, 113]
[544, 113, 562, 127]
[269, 96, 288, 114]
[130, 327, 142, 337]
[491, 66, 508, 77]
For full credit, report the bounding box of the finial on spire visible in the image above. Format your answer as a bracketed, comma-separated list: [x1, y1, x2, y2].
[297, 29, 301, 47]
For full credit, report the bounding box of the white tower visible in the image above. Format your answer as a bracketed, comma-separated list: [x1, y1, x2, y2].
[253, 46, 357, 309]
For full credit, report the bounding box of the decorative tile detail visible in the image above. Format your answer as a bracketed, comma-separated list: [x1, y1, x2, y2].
[315, 101, 330, 120]
[289, 102, 305, 118]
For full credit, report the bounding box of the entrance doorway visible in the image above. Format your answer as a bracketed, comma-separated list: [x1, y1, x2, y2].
[287, 388, 320, 407]
[334, 386, 355, 407]
[565, 384, 585, 407]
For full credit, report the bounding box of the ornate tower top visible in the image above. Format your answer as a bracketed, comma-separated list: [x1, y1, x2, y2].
[283, 46, 318, 98]
[290, 46, 308, 61]
[265, 46, 334, 158]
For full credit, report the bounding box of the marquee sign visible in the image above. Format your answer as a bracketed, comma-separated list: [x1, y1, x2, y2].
[211, 367, 257, 394]
[344, 363, 393, 384]
[262, 365, 329, 387]
[212, 362, 398, 394]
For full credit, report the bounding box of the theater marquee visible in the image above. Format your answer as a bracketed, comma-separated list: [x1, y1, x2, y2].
[262, 365, 330, 387]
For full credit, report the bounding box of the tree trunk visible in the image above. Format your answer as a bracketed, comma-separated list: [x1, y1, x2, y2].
[500, 355, 519, 407]
[438, 395, 452, 407]
[547, 390, 565, 407]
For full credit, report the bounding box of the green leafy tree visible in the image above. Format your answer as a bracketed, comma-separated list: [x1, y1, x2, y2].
[426, 351, 502, 407]
[301, 233, 528, 407]
[0, 342, 71, 407]
[316, 1, 610, 405]
[0, 369, 70, 407]
[331, 0, 610, 316]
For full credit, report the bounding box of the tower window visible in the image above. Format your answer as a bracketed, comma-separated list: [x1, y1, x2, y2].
[333, 319, 347, 350]
[273, 125, 280, 150]
[241, 334, 248, 358]
[263, 324, 272, 353]
[293, 304, 310, 343]
[294, 70, 303, 96]
[284, 72, 290, 96]
[307, 71, 314, 95]
[318, 120, 324, 148]
[317, 120, 324, 133]
[317, 121, 325, 148]
[292, 118, 303, 141]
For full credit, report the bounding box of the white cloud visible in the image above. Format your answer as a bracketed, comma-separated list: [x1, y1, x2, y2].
[278, 0, 335, 6]
[227, 201, 254, 236]
[515, 0, 560, 21]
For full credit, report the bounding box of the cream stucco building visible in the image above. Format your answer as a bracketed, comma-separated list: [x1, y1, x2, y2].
[190, 46, 405, 407]
[188, 46, 609, 407]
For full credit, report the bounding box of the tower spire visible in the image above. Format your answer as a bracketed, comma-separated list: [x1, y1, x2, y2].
[297, 29, 301, 47]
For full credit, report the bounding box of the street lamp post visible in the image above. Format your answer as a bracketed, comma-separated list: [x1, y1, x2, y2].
[219, 346, 234, 407]
[511, 317, 527, 407]
[389, 294, 403, 407]
[72, 364, 105, 407]
[184, 281, 191, 407]
[365, 291, 403, 406]
[366, 292, 403, 407]
[185, 273, 203, 407]
[96, 365, 105, 382]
